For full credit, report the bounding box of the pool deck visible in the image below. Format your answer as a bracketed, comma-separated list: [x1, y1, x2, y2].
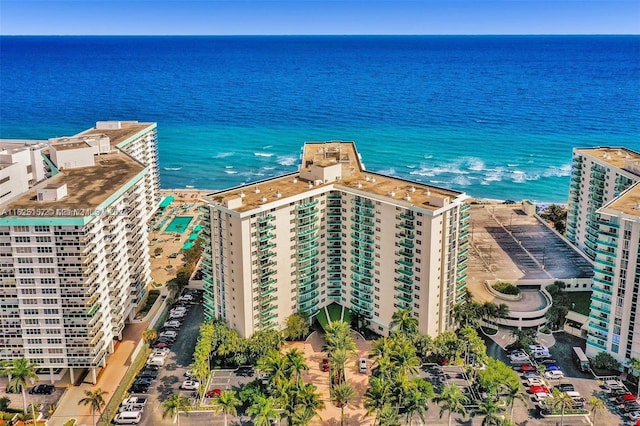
[148, 189, 208, 284]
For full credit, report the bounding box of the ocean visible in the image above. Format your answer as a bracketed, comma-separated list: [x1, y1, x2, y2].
[1, 36, 638, 203]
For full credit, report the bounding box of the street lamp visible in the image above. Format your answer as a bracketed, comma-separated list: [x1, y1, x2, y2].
[509, 212, 514, 232]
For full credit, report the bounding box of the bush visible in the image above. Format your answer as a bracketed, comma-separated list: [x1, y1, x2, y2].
[492, 281, 520, 295]
[592, 351, 620, 371]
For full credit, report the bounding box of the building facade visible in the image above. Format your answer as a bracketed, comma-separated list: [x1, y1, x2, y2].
[0, 121, 159, 384]
[586, 182, 640, 365]
[201, 141, 470, 338]
[566, 147, 640, 260]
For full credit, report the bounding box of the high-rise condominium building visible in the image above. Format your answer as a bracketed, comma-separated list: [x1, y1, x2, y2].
[0, 121, 159, 384]
[566, 147, 640, 260]
[201, 141, 470, 338]
[586, 181, 640, 365]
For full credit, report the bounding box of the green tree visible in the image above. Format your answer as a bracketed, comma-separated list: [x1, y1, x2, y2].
[630, 357, 640, 398]
[142, 329, 158, 345]
[377, 404, 401, 426]
[389, 308, 419, 338]
[592, 351, 620, 371]
[433, 331, 465, 363]
[257, 350, 289, 391]
[587, 396, 605, 426]
[3, 358, 39, 413]
[501, 380, 527, 423]
[212, 390, 241, 426]
[162, 393, 191, 425]
[246, 395, 280, 426]
[78, 388, 107, 426]
[433, 383, 469, 426]
[540, 204, 567, 234]
[546, 388, 575, 426]
[402, 378, 433, 426]
[364, 376, 391, 425]
[289, 406, 319, 426]
[285, 348, 309, 388]
[329, 348, 350, 386]
[284, 312, 310, 341]
[477, 399, 505, 426]
[331, 383, 356, 426]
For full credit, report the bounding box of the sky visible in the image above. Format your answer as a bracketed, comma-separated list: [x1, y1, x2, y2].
[0, 0, 638, 35]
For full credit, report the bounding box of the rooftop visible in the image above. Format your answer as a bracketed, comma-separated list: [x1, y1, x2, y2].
[51, 141, 91, 151]
[207, 141, 464, 213]
[603, 181, 640, 217]
[78, 121, 155, 148]
[576, 147, 640, 173]
[1, 151, 145, 217]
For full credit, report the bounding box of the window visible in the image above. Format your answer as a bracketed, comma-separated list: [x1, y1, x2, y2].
[15, 236, 30, 243]
[34, 226, 49, 233]
[37, 247, 53, 253]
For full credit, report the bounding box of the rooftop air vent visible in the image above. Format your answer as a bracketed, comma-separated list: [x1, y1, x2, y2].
[253, 187, 261, 194]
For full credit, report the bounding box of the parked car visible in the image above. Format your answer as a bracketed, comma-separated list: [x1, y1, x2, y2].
[236, 366, 255, 377]
[545, 370, 565, 380]
[545, 364, 560, 371]
[138, 369, 159, 379]
[359, 358, 368, 373]
[180, 380, 200, 390]
[321, 358, 330, 372]
[604, 379, 626, 390]
[520, 364, 537, 372]
[534, 392, 551, 403]
[122, 396, 148, 406]
[152, 342, 171, 349]
[523, 371, 541, 379]
[529, 345, 549, 352]
[163, 320, 182, 329]
[159, 330, 178, 339]
[129, 384, 150, 394]
[119, 404, 145, 413]
[147, 356, 166, 367]
[206, 388, 222, 398]
[625, 402, 640, 413]
[133, 378, 154, 387]
[169, 312, 185, 319]
[527, 377, 545, 386]
[627, 411, 640, 421]
[28, 384, 55, 395]
[616, 393, 637, 405]
[529, 385, 550, 394]
[170, 307, 187, 315]
[151, 348, 170, 357]
[540, 359, 558, 365]
[555, 383, 575, 392]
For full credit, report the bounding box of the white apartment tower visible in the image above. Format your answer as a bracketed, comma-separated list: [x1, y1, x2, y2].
[0, 121, 159, 384]
[201, 141, 470, 338]
[566, 147, 640, 260]
[586, 181, 640, 365]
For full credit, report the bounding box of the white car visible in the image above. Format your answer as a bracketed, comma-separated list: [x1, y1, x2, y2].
[147, 356, 165, 367]
[527, 377, 545, 386]
[529, 345, 548, 352]
[119, 404, 144, 413]
[181, 380, 200, 390]
[151, 348, 170, 357]
[164, 320, 182, 328]
[509, 353, 529, 362]
[179, 294, 194, 302]
[170, 307, 187, 315]
[122, 396, 147, 406]
[535, 392, 551, 403]
[544, 370, 565, 380]
[627, 411, 640, 421]
[159, 331, 178, 339]
[169, 312, 186, 319]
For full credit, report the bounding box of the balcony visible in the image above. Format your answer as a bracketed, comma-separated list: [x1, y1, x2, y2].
[395, 275, 412, 286]
[396, 293, 412, 304]
[398, 222, 414, 231]
[395, 258, 413, 268]
[395, 285, 412, 295]
[397, 240, 414, 249]
[395, 267, 413, 277]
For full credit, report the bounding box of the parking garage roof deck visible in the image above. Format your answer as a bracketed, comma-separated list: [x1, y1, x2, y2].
[206, 141, 466, 213]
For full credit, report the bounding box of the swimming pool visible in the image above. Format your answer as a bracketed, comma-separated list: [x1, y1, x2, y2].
[165, 216, 193, 233]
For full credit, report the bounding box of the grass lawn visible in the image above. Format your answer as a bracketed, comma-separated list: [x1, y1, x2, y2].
[316, 308, 329, 330]
[342, 307, 351, 325]
[326, 303, 342, 322]
[569, 291, 592, 316]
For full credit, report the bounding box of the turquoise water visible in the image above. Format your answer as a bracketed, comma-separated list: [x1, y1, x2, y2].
[1, 36, 638, 203]
[165, 216, 193, 234]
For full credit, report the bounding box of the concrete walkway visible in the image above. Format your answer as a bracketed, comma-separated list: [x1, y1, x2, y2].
[48, 321, 148, 426]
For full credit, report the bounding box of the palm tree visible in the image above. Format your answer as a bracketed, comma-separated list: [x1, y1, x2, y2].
[285, 348, 309, 387]
[324, 321, 356, 354]
[501, 381, 527, 423]
[331, 383, 356, 426]
[433, 383, 469, 426]
[364, 376, 390, 425]
[3, 358, 39, 413]
[257, 350, 289, 390]
[377, 403, 401, 426]
[389, 338, 420, 379]
[246, 395, 280, 426]
[142, 329, 158, 345]
[289, 405, 320, 426]
[587, 396, 605, 426]
[329, 348, 350, 385]
[389, 308, 419, 337]
[629, 357, 640, 398]
[213, 390, 241, 426]
[402, 379, 432, 426]
[78, 388, 107, 426]
[548, 388, 575, 426]
[477, 399, 505, 426]
[162, 393, 191, 425]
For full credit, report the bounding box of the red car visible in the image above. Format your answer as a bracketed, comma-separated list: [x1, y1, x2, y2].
[321, 359, 330, 372]
[529, 385, 550, 394]
[206, 388, 222, 398]
[520, 364, 537, 372]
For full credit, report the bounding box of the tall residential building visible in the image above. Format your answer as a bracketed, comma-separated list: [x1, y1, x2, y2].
[566, 147, 640, 260]
[201, 141, 470, 338]
[0, 121, 159, 384]
[586, 181, 640, 365]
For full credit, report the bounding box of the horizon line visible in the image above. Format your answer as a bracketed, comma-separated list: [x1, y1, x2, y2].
[2, 33, 639, 37]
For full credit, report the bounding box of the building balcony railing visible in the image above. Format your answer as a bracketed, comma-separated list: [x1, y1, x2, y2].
[395, 258, 413, 268]
[396, 293, 412, 304]
[395, 285, 412, 295]
[395, 267, 413, 277]
[395, 275, 412, 286]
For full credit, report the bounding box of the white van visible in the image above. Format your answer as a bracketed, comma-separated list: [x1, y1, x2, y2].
[359, 358, 367, 373]
[114, 411, 142, 424]
[147, 356, 165, 367]
[544, 370, 565, 380]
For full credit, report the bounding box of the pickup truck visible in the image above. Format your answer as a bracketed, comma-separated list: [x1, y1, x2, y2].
[122, 396, 147, 406]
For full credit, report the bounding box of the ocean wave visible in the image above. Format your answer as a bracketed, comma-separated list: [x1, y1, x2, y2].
[224, 170, 238, 174]
[451, 176, 472, 186]
[277, 155, 297, 166]
[378, 168, 396, 175]
[263, 166, 276, 170]
[423, 154, 433, 159]
[406, 165, 417, 169]
[254, 152, 274, 158]
[542, 164, 571, 177]
[263, 145, 273, 149]
[164, 167, 182, 171]
[213, 152, 234, 159]
[467, 158, 485, 171]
